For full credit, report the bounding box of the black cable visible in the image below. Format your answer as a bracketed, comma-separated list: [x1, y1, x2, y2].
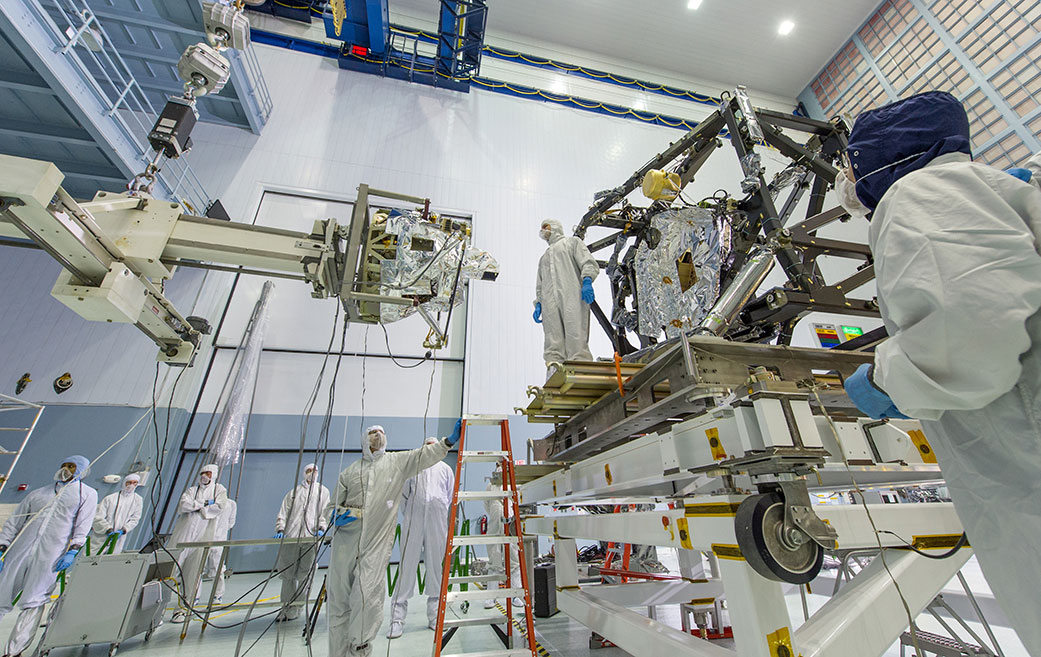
[878, 531, 969, 560]
[380, 322, 428, 369]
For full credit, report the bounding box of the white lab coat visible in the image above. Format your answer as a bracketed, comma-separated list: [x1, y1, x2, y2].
[535, 221, 599, 365]
[0, 480, 97, 655]
[275, 479, 329, 620]
[325, 437, 451, 657]
[870, 152, 1041, 656]
[483, 479, 520, 596]
[201, 499, 236, 601]
[389, 458, 454, 625]
[170, 480, 228, 611]
[90, 489, 143, 554]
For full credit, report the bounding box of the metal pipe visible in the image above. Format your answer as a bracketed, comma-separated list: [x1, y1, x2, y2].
[697, 247, 775, 336]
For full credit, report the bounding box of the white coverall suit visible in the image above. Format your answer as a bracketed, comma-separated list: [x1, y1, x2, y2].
[325, 435, 451, 657]
[535, 220, 599, 365]
[203, 499, 236, 602]
[483, 477, 519, 606]
[170, 465, 228, 614]
[275, 469, 329, 620]
[869, 152, 1041, 656]
[0, 457, 97, 656]
[90, 478, 143, 555]
[388, 443, 454, 629]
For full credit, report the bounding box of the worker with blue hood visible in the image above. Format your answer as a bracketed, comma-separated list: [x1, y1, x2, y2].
[0, 455, 97, 656]
[838, 90, 1041, 656]
[325, 421, 462, 657]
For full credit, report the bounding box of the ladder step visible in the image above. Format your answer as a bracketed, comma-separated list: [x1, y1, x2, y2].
[0, 428, 29, 431]
[445, 588, 525, 603]
[449, 573, 506, 585]
[457, 490, 511, 501]
[462, 414, 509, 426]
[459, 450, 509, 462]
[442, 651, 532, 657]
[451, 535, 518, 546]
[443, 613, 506, 629]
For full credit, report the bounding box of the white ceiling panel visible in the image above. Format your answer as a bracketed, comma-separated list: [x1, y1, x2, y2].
[390, 0, 880, 99]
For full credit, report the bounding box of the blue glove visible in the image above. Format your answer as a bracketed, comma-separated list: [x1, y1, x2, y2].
[0, 553, 5, 575]
[205, 499, 216, 506]
[315, 529, 326, 538]
[1006, 167, 1032, 183]
[274, 531, 284, 539]
[844, 364, 909, 420]
[533, 302, 542, 324]
[581, 277, 595, 304]
[54, 549, 79, 572]
[446, 418, 463, 447]
[333, 511, 356, 527]
[108, 529, 124, 537]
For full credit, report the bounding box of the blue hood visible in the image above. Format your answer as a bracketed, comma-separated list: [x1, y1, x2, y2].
[847, 91, 971, 211]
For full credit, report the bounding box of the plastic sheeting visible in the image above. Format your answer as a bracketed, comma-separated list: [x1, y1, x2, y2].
[634, 207, 723, 339]
[210, 280, 273, 467]
[376, 209, 498, 323]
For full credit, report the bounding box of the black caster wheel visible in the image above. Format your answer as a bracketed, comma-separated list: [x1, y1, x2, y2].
[460, 601, 470, 614]
[735, 493, 824, 585]
[144, 628, 154, 642]
[108, 643, 119, 657]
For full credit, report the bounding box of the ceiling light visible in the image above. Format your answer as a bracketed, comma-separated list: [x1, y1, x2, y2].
[687, 0, 702, 9]
[778, 20, 795, 36]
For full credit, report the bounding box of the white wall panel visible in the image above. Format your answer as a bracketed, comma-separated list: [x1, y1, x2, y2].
[196, 348, 462, 420]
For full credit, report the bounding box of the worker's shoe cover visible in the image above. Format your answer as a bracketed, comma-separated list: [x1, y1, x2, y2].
[386, 622, 403, 639]
[483, 599, 498, 609]
[428, 619, 438, 631]
[512, 598, 524, 608]
[171, 611, 186, 623]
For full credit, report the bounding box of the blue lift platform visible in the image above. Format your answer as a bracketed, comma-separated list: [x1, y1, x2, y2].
[323, 0, 487, 92]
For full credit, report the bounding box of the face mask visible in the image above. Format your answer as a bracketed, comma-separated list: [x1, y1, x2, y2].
[54, 467, 74, 483]
[199, 474, 212, 486]
[835, 169, 870, 219]
[539, 228, 552, 242]
[305, 470, 315, 483]
[124, 483, 138, 494]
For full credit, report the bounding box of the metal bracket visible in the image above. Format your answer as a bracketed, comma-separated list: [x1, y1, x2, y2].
[776, 479, 838, 550]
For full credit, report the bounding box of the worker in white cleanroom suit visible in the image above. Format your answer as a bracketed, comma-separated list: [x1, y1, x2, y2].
[0, 455, 97, 657]
[202, 497, 237, 603]
[533, 219, 599, 367]
[839, 90, 1041, 657]
[387, 437, 455, 638]
[1006, 151, 1041, 192]
[326, 422, 460, 657]
[274, 463, 329, 621]
[482, 464, 521, 610]
[91, 473, 143, 555]
[169, 463, 227, 623]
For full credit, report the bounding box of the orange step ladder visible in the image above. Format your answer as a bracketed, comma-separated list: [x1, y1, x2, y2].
[432, 415, 537, 657]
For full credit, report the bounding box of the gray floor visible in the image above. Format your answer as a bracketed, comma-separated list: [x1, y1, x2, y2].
[0, 557, 1029, 657]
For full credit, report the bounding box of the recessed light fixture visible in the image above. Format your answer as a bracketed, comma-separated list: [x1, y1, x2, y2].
[688, 0, 703, 9]
[778, 20, 795, 36]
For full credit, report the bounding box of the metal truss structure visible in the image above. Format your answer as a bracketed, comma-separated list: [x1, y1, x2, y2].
[576, 87, 878, 353]
[518, 341, 990, 657]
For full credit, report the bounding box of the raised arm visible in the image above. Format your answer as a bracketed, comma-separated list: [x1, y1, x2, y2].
[873, 168, 1041, 419]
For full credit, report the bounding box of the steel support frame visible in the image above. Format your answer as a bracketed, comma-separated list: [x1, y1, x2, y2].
[572, 94, 869, 352]
[538, 333, 874, 461]
[526, 503, 968, 657]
